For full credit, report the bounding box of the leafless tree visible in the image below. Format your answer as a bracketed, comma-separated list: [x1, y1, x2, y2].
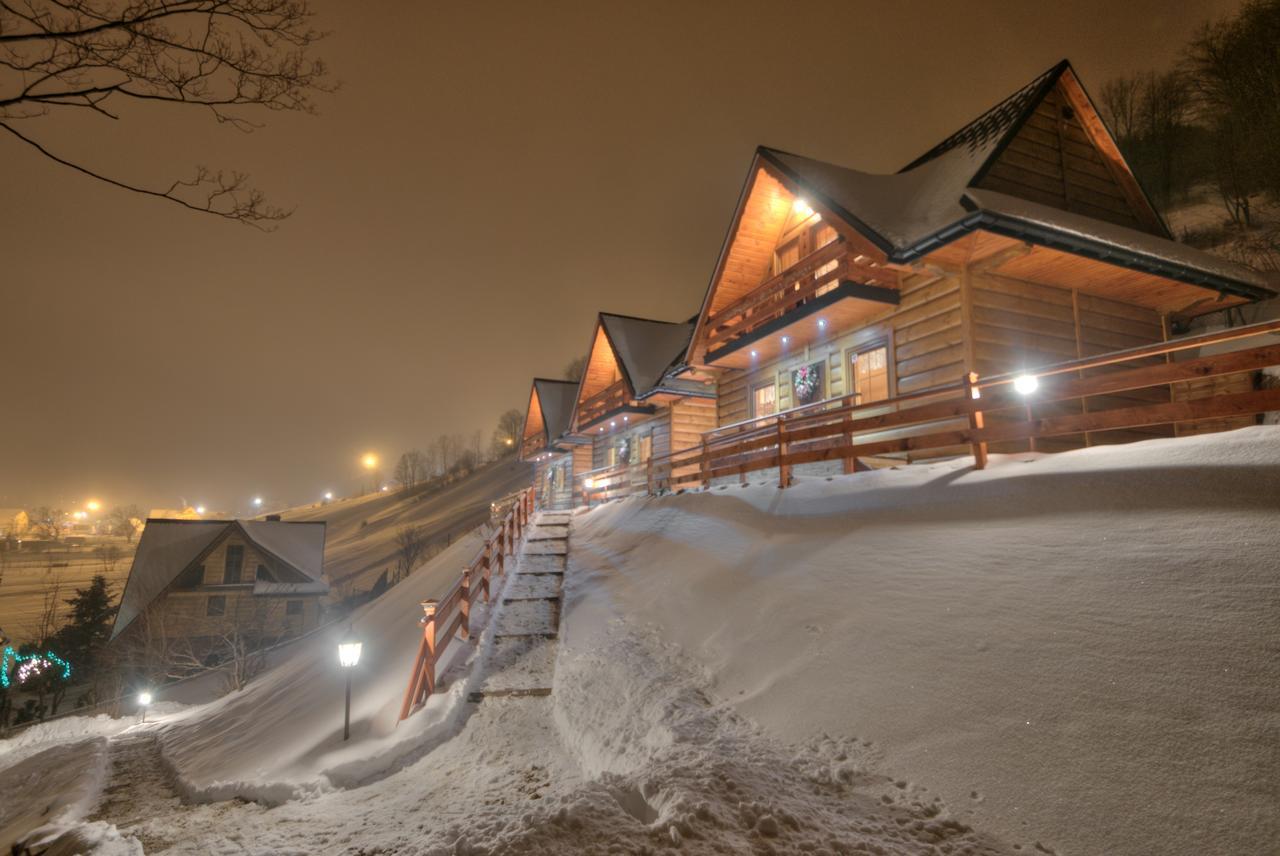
[108, 505, 141, 543]
[1099, 75, 1141, 141]
[165, 597, 282, 692]
[393, 449, 430, 491]
[95, 543, 122, 576]
[393, 524, 429, 582]
[563, 355, 588, 382]
[492, 407, 523, 457]
[0, 0, 332, 227]
[29, 506, 63, 540]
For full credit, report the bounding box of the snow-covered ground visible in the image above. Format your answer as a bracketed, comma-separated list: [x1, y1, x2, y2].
[3, 428, 1276, 855]
[571, 425, 1280, 856]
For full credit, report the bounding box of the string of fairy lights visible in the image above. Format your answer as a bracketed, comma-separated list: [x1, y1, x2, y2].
[0, 646, 72, 689]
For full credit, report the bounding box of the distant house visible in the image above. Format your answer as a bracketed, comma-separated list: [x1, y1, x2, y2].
[0, 508, 29, 538]
[109, 518, 329, 654]
[519, 378, 588, 509]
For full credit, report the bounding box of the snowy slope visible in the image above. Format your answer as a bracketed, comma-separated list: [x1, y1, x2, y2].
[568, 425, 1280, 856]
[285, 458, 532, 592]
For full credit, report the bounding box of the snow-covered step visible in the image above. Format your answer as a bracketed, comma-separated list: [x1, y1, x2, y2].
[523, 540, 567, 556]
[518, 554, 566, 574]
[504, 573, 562, 601]
[473, 636, 557, 696]
[527, 525, 569, 541]
[493, 598, 559, 638]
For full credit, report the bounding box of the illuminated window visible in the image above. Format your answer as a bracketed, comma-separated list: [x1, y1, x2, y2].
[851, 345, 890, 404]
[753, 383, 777, 418]
[635, 434, 653, 464]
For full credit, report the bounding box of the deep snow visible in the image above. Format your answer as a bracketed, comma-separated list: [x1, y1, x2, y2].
[570, 425, 1280, 856]
[3, 428, 1276, 855]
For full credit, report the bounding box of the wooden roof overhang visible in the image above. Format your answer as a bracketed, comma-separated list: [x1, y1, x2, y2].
[519, 383, 548, 462]
[569, 322, 642, 436]
[916, 228, 1260, 318]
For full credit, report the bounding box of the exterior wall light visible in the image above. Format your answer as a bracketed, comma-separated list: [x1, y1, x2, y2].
[1013, 375, 1040, 395]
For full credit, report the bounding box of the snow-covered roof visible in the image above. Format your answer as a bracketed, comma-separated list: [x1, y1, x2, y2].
[758, 145, 1272, 300]
[532, 379, 578, 442]
[111, 519, 327, 641]
[599, 314, 694, 398]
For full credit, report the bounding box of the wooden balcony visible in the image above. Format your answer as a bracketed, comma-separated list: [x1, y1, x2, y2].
[520, 433, 547, 461]
[702, 239, 901, 366]
[575, 379, 657, 432]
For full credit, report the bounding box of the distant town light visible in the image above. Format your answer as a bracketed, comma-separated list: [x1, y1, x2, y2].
[792, 198, 814, 217]
[195, 506, 206, 515]
[361, 453, 378, 470]
[323, 491, 333, 501]
[86, 500, 101, 512]
[1013, 374, 1040, 395]
[252, 497, 264, 507]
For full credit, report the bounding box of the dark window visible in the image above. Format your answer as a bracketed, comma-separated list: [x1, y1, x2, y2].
[256, 563, 271, 582]
[176, 563, 204, 588]
[286, 600, 304, 616]
[223, 544, 244, 584]
[206, 595, 226, 616]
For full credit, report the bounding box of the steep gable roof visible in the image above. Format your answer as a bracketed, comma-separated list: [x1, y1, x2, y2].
[110, 519, 326, 640]
[599, 314, 694, 396]
[522, 377, 579, 448]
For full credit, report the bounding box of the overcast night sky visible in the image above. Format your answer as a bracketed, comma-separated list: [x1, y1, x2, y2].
[1, 0, 1244, 512]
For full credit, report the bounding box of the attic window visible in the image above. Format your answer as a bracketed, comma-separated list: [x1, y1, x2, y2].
[255, 563, 272, 582]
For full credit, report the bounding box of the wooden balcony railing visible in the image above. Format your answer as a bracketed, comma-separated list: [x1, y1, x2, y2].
[704, 239, 850, 354]
[399, 486, 536, 722]
[575, 318, 1280, 502]
[577, 379, 631, 428]
[520, 433, 546, 460]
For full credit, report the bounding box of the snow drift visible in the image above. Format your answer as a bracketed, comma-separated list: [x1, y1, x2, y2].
[568, 425, 1280, 856]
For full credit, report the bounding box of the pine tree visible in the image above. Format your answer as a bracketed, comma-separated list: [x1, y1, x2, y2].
[55, 575, 117, 681]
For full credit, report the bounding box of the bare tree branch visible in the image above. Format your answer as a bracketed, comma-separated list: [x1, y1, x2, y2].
[0, 0, 331, 225]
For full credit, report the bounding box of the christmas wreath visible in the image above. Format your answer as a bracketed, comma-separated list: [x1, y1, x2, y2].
[792, 362, 823, 404]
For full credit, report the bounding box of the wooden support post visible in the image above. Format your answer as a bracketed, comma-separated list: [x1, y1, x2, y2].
[965, 372, 988, 470]
[481, 541, 491, 602]
[399, 599, 438, 721]
[841, 395, 855, 475]
[460, 568, 471, 640]
[699, 437, 710, 490]
[495, 530, 504, 579]
[777, 415, 791, 488]
[646, 455, 654, 496]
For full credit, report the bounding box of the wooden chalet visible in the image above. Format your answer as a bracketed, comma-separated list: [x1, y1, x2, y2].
[678, 59, 1275, 466]
[110, 518, 329, 654]
[567, 313, 716, 496]
[519, 377, 588, 509]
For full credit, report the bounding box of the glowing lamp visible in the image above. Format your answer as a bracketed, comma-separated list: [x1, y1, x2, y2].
[792, 198, 814, 217]
[338, 629, 362, 741]
[195, 506, 206, 515]
[1013, 374, 1040, 395]
[252, 497, 264, 507]
[817, 319, 827, 329]
[750, 349, 758, 358]
[86, 500, 101, 512]
[583, 477, 595, 490]
[362, 453, 378, 470]
[138, 690, 153, 706]
[338, 636, 363, 669]
[781, 336, 789, 344]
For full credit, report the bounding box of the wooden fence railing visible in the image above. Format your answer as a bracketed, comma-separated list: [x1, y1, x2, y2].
[398, 485, 536, 722]
[577, 318, 1280, 503]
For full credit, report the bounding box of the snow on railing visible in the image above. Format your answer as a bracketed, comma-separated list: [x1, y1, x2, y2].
[397, 485, 537, 722]
[575, 317, 1280, 503]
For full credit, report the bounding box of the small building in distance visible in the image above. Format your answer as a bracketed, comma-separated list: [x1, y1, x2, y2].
[109, 518, 329, 657]
[519, 377, 589, 509]
[0, 508, 29, 538]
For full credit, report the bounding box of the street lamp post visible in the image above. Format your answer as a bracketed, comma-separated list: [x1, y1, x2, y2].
[338, 630, 362, 741]
[138, 690, 153, 723]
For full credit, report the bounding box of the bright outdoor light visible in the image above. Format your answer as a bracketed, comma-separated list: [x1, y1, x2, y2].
[792, 197, 814, 217]
[323, 491, 333, 501]
[583, 477, 595, 490]
[86, 500, 101, 512]
[1013, 374, 1040, 395]
[361, 453, 378, 470]
[338, 636, 362, 669]
[750, 349, 758, 357]
[138, 690, 153, 706]
[195, 505, 206, 515]
[505, 437, 514, 446]
[252, 497, 264, 507]
[818, 318, 827, 329]
[781, 336, 789, 344]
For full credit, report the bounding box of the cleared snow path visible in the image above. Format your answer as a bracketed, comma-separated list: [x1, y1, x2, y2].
[86, 733, 186, 852]
[470, 511, 569, 701]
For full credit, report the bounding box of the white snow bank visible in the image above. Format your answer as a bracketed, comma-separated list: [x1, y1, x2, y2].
[155, 530, 491, 802]
[0, 713, 134, 773]
[0, 737, 110, 849]
[569, 425, 1280, 856]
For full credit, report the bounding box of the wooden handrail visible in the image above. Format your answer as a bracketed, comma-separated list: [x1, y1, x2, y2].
[398, 485, 537, 722]
[705, 239, 848, 331]
[574, 327, 1280, 507]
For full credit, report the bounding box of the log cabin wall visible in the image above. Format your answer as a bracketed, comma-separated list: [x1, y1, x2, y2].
[966, 271, 1170, 451]
[715, 268, 965, 427]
